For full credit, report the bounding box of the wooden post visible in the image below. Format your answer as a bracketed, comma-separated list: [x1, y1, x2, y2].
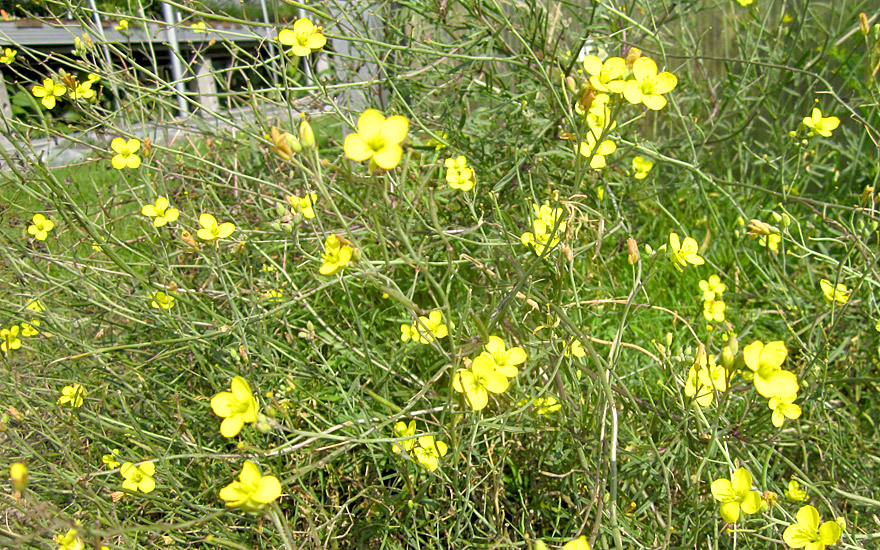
[0, 71, 11, 120]
[195, 57, 219, 115]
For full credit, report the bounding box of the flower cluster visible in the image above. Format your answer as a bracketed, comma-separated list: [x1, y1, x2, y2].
[286, 193, 317, 219]
[445, 156, 475, 191]
[684, 350, 727, 407]
[453, 336, 526, 411]
[699, 274, 727, 324]
[400, 310, 451, 344]
[391, 420, 449, 472]
[521, 201, 566, 256]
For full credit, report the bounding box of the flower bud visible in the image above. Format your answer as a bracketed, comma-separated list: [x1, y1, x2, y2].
[625, 47, 641, 69]
[859, 13, 869, 36]
[565, 76, 578, 94]
[299, 116, 316, 149]
[626, 237, 639, 265]
[747, 218, 774, 236]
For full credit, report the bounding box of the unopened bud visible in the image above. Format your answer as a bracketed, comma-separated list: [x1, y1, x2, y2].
[859, 13, 869, 35]
[721, 345, 735, 370]
[299, 116, 315, 149]
[578, 87, 596, 113]
[626, 237, 639, 265]
[625, 47, 641, 69]
[747, 219, 774, 236]
[565, 76, 578, 94]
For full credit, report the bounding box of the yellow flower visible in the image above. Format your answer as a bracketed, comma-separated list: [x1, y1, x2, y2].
[803, 108, 840, 138]
[783, 505, 842, 550]
[703, 300, 726, 323]
[564, 339, 586, 358]
[743, 340, 799, 399]
[769, 394, 802, 427]
[114, 19, 129, 31]
[264, 289, 283, 302]
[1, 48, 17, 64]
[120, 461, 156, 493]
[10, 462, 27, 492]
[150, 291, 175, 310]
[197, 213, 235, 241]
[26, 300, 46, 312]
[785, 479, 808, 502]
[319, 234, 353, 275]
[400, 310, 451, 344]
[710, 467, 763, 523]
[819, 279, 850, 305]
[19, 320, 39, 337]
[343, 109, 409, 170]
[411, 435, 448, 472]
[28, 213, 54, 241]
[110, 137, 142, 169]
[532, 396, 562, 414]
[69, 80, 95, 100]
[578, 130, 616, 169]
[191, 22, 207, 33]
[286, 193, 317, 219]
[277, 18, 326, 56]
[684, 353, 726, 407]
[1, 325, 22, 353]
[219, 460, 282, 512]
[632, 156, 654, 179]
[102, 449, 121, 469]
[669, 232, 704, 271]
[445, 156, 475, 191]
[759, 232, 782, 251]
[623, 57, 677, 110]
[55, 528, 84, 550]
[141, 197, 180, 227]
[737, 0, 754, 5]
[521, 219, 564, 256]
[562, 536, 590, 550]
[391, 419, 417, 454]
[473, 335, 526, 377]
[32, 78, 67, 110]
[582, 55, 627, 93]
[699, 274, 727, 302]
[211, 376, 259, 438]
[452, 361, 510, 411]
[58, 384, 86, 408]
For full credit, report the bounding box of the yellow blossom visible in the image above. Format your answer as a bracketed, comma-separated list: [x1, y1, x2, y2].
[632, 156, 654, 179]
[197, 213, 235, 241]
[703, 300, 726, 323]
[58, 384, 86, 407]
[769, 394, 802, 427]
[114, 19, 129, 31]
[191, 22, 207, 33]
[582, 55, 627, 93]
[0, 48, 16, 64]
[819, 279, 850, 305]
[32, 78, 67, 110]
[411, 435, 448, 471]
[344, 109, 409, 170]
[699, 274, 727, 302]
[473, 335, 526, 377]
[28, 214, 54, 241]
[743, 340, 799, 399]
[785, 480, 808, 502]
[623, 57, 677, 110]
[319, 234, 353, 275]
[562, 536, 590, 550]
[760, 233, 782, 251]
[110, 137, 142, 169]
[532, 396, 562, 414]
[120, 461, 156, 493]
[1, 325, 22, 353]
[783, 505, 842, 550]
[803, 108, 840, 138]
[711, 467, 763, 523]
[286, 193, 317, 219]
[669, 232, 704, 271]
[55, 528, 84, 550]
[211, 376, 259, 437]
[10, 462, 27, 492]
[278, 18, 326, 56]
[68, 80, 95, 100]
[445, 156, 475, 191]
[150, 291, 175, 310]
[391, 420, 417, 454]
[564, 339, 586, 358]
[102, 449, 121, 469]
[219, 460, 282, 512]
[400, 310, 451, 344]
[578, 130, 616, 169]
[684, 353, 726, 407]
[452, 361, 509, 411]
[20, 320, 39, 337]
[141, 197, 180, 227]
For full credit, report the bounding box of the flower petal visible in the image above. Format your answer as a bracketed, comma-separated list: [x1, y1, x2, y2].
[343, 134, 372, 161]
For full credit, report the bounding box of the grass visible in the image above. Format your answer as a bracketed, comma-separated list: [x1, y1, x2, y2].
[2, 0, 880, 549]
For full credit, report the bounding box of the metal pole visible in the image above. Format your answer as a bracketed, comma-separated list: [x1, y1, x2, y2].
[161, 1, 189, 117]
